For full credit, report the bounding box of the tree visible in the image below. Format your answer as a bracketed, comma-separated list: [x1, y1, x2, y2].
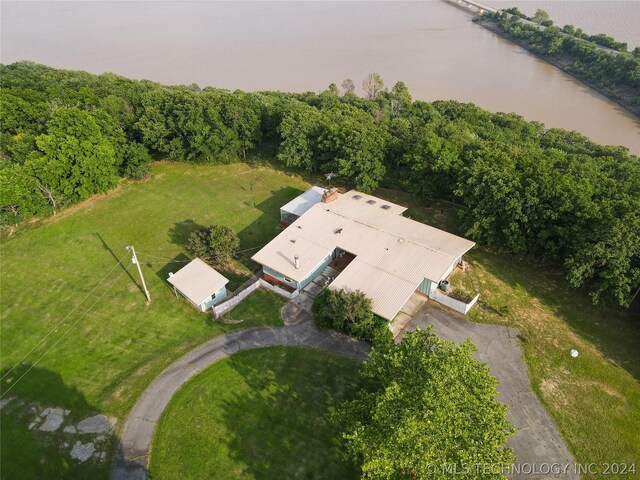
[0, 164, 48, 225]
[407, 128, 462, 201]
[334, 328, 515, 479]
[187, 224, 240, 265]
[313, 288, 391, 345]
[136, 89, 240, 162]
[362, 73, 384, 100]
[341, 78, 356, 95]
[388, 81, 412, 115]
[319, 104, 387, 192]
[276, 102, 325, 171]
[532, 8, 552, 26]
[121, 142, 152, 179]
[25, 107, 118, 210]
[327, 83, 340, 96]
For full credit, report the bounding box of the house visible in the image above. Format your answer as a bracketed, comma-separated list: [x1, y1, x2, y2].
[280, 186, 329, 224]
[167, 258, 229, 312]
[252, 188, 475, 320]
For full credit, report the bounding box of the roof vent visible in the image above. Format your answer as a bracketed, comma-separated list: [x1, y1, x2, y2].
[366, 199, 376, 205]
[353, 194, 362, 200]
[381, 204, 391, 210]
[290, 239, 296, 243]
[334, 228, 343, 234]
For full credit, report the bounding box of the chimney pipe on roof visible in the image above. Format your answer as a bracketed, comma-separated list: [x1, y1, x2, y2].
[321, 188, 339, 204]
[294, 255, 300, 269]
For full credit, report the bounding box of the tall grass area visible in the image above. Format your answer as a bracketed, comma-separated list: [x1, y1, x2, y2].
[0, 162, 304, 478]
[380, 190, 640, 476]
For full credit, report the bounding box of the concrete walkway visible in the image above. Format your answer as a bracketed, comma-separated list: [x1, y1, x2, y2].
[110, 323, 369, 480]
[399, 305, 578, 480]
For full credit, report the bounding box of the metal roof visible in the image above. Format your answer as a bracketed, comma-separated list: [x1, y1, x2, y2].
[280, 186, 327, 217]
[252, 189, 475, 319]
[167, 258, 229, 306]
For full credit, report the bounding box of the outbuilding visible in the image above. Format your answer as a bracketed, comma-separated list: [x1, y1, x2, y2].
[280, 186, 329, 224]
[167, 258, 229, 312]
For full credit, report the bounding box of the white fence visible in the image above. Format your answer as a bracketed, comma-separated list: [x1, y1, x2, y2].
[212, 278, 299, 318]
[258, 279, 300, 299]
[430, 290, 480, 315]
[212, 279, 261, 318]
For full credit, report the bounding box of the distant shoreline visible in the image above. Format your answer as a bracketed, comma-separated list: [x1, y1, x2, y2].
[474, 17, 640, 119]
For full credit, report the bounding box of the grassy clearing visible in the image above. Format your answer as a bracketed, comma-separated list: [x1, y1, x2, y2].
[0, 161, 308, 478]
[222, 289, 286, 326]
[379, 189, 640, 476]
[149, 347, 362, 480]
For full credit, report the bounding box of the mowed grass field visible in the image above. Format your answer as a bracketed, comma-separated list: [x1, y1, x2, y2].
[0, 162, 305, 478]
[379, 189, 640, 477]
[150, 347, 362, 480]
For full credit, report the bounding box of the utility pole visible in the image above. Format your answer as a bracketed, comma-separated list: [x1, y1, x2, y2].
[126, 245, 151, 303]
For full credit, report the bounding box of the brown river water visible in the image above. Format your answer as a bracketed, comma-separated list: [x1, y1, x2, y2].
[1, 1, 639, 154]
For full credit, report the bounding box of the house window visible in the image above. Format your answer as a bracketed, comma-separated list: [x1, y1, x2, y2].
[211, 292, 216, 300]
[284, 276, 294, 283]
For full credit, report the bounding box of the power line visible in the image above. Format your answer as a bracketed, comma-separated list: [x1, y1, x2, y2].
[0, 252, 130, 383]
[1, 266, 129, 399]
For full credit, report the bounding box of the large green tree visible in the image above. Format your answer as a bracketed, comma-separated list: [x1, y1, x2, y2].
[24, 107, 118, 210]
[335, 328, 514, 479]
[136, 89, 240, 162]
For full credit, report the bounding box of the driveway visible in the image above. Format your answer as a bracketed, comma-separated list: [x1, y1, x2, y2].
[111, 323, 369, 480]
[399, 304, 578, 480]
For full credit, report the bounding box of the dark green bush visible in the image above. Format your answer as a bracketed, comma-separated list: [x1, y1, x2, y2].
[313, 288, 391, 345]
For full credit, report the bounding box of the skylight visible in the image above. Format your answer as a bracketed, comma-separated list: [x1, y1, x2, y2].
[366, 199, 376, 205]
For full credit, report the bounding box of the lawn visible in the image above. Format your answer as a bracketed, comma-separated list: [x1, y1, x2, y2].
[222, 289, 286, 326]
[149, 347, 362, 480]
[0, 161, 308, 479]
[376, 189, 640, 477]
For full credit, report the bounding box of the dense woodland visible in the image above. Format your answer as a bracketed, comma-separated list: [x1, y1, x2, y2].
[1, 62, 639, 308]
[480, 8, 640, 113]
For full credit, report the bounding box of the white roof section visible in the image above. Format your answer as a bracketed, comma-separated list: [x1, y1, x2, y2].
[280, 186, 327, 217]
[330, 259, 418, 321]
[252, 189, 475, 319]
[167, 258, 229, 306]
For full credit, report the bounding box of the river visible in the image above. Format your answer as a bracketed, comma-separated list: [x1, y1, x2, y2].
[1, 1, 639, 154]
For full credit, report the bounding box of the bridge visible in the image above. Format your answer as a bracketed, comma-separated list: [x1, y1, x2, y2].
[445, 0, 498, 15]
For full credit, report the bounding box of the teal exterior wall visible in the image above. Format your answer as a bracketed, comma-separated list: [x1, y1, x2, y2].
[200, 285, 228, 311]
[417, 278, 432, 296]
[262, 249, 336, 291]
[263, 266, 299, 289]
[299, 252, 334, 289]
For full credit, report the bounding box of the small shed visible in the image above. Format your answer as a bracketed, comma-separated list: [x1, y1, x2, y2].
[167, 258, 229, 312]
[280, 186, 327, 224]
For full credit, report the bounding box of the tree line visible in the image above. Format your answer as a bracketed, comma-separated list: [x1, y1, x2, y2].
[479, 9, 640, 114]
[1, 62, 638, 307]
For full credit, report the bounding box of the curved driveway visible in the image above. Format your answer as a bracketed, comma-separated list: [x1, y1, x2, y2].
[110, 323, 369, 480]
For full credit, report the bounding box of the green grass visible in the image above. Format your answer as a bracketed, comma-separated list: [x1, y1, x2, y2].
[376, 189, 640, 478]
[0, 161, 308, 479]
[222, 289, 286, 326]
[149, 347, 362, 480]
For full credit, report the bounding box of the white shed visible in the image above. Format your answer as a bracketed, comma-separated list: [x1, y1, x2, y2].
[167, 258, 229, 312]
[280, 186, 327, 224]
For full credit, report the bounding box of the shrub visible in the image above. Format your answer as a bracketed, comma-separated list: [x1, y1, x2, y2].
[187, 224, 240, 265]
[313, 288, 391, 345]
[121, 142, 152, 179]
